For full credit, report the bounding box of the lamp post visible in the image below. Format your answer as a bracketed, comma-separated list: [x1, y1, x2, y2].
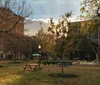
[38, 45, 41, 69]
[38, 45, 41, 59]
[38, 45, 41, 49]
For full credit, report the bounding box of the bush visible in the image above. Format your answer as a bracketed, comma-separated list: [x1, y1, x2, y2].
[45, 61, 48, 65]
[94, 60, 100, 63]
[56, 61, 59, 64]
[41, 60, 72, 65]
[41, 60, 58, 65]
[47, 61, 51, 65]
[67, 61, 72, 65]
[42, 60, 47, 65]
[38, 60, 41, 64]
[42, 61, 46, 65]
[51, 60, 56, 64]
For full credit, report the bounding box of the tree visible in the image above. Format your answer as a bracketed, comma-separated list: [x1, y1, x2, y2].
[37, 22, 55, 57]
[53, 25, 94, 61]
[37, 27, 55, 56]
[0, 0, 33, 62]
[18, 38, 32, 61]
[80, 0, 100, 60]
[31, 36, 39, 54]
[0, 0, 33, 33]
[3, 33, 32, 62]
[63, 32, 93, 60]
[48, 13, 71, 74]
[3, 33, 23, 62]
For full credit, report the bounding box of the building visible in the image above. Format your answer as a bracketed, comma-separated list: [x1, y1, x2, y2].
[68, 20, 100, 60]
[0, 7, 24, 59]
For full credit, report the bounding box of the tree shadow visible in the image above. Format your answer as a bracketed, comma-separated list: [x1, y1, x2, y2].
[48, 73, 78, 78]
[8, 61, 22, 64]
[0, 65, 4, 68]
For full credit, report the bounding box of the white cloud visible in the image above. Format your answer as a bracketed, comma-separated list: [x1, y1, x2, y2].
[30, 0, 82, 19]
[27, 18, 58, 24]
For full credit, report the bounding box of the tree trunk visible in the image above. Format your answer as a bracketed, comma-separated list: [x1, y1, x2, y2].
[92, 48, 99, 60]
[14, 54, 17, 63]
[96, 53, 99, 60]
[97, 27, 100, 60]
[61, 53, 64, 75]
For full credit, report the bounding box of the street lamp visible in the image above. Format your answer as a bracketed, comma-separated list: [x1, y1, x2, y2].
[38, 45, 41, 69]
[38, 45, 41, 59]
[38, 45, 41, 49]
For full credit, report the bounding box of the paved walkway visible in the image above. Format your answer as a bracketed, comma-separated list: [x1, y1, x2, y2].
[73, 62, 100, 66]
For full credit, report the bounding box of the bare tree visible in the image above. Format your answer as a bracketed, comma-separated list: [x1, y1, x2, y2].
[3, 33, 32, 62]
[0, 0, 33, 33]
[48, 13, 72, 74]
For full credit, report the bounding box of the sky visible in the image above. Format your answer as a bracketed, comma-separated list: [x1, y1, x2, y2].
[24, 0, 82, 35]
[28, 0, 82, 21]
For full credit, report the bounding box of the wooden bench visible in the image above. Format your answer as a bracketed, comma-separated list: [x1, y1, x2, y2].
[24, 64, 43, 71]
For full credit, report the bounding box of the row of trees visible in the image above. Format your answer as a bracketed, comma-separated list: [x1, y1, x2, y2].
[34, 0, 100, 74]
[0, 0, 99, 62]
[36, 13, 98, 61]
[41, 0, 100, 61]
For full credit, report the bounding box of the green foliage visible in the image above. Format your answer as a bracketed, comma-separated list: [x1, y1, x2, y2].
[94, 60, 100, 63]
[80, 0, 100, 35]
[41, 60, 47, 65]
[38, 60, 41, 64]
[37, 28, 55, 52]
[56, 33, 93, 56]
[48, 13, 72, 58]
[80, 0, 100, 60]
[31, 37, 39, 53]
[81, 0, 100, 18]
[40, 60, 72, 65]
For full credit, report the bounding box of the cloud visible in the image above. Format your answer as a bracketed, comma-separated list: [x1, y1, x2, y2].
[24, 0, 83, 36]
[30, 0, 82, 19]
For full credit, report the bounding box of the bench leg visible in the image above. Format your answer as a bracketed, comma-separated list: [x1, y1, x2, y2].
[24, 65, 28, 71]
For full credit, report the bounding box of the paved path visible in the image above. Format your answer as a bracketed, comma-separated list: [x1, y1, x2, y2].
[73, 63, 100, 67]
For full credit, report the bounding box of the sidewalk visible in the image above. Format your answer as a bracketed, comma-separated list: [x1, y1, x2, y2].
[72, 61, 100, 66]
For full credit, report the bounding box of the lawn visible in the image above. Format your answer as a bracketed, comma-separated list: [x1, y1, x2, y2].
[0, 60, 100, 85]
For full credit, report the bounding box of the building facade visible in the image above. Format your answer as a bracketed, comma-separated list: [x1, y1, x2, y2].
[0, 7, 24, 59]
[68, 20, 100, 60]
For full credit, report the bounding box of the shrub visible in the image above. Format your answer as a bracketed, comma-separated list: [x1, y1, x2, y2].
[42, 60, 49, 65]
[41, 60, 72, 65]
[47, 61, 51, 65]
[42, 60, 47, 65]
[94, 60, 100, 63]
[38, 60, 41, 64]
[51, 60, 56, 64]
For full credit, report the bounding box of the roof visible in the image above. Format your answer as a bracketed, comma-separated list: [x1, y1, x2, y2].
[0, 7, 24, 19]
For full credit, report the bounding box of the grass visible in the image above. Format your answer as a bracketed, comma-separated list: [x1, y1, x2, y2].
[0, 60, 100, 85]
